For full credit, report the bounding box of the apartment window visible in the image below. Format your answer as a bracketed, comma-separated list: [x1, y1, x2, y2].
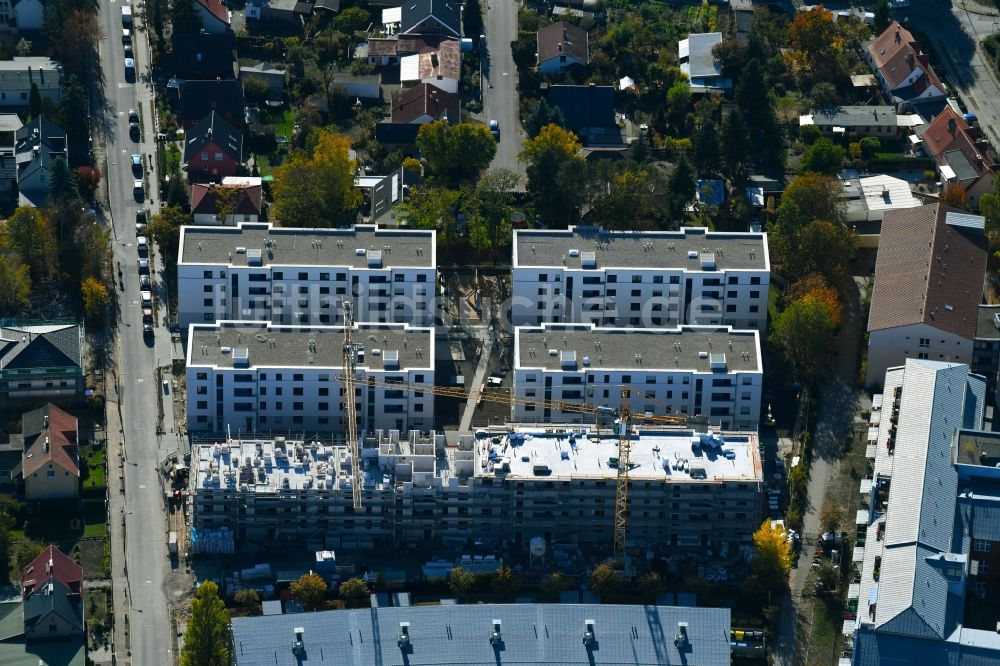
[293, 387, 303, 396]
[919, 338, 930, 348]
[632, 275, 642, 283]
[728, 276, 738, 284]
[293, 402, 304, 411]
[750, 291, 760, 298]
[539, 273, 548, 281]
[726, 305, 736, 312]
[631, 289, 641, 297]
[196, 372, 208, 380]
[196, 386, 207, 395]
[975, 539, 991, 552]
[750, 277, 761, 285]
[608, 275, 617, 283]
[201, 152, 208, 160]
[979, 560, 991, 574]
[273, 272, 283, 279]
[319, 387, 329, 396]
[275, 401, 283, 410]
[293, 373, 304, 381]
[630, 303, 641, 311]
[918, 352, 929, 360]
[215, 152, 223, 161]
[320, 272, 330, 281]
[203, 270, 212, 279]
[749, 305, 759, 313]
[318, 402, 329, 411]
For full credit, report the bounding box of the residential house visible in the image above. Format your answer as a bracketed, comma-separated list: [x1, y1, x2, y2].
[22, 546, 81, 599]
[841, 174, 922, 244]
[185, 320, 435, 433]
[14, 115, 67, 207]
[192, 0, 230, 33]
[11, 0, 42, 30]
[313, 0, 339, 13]
[0, 322, 83, 405]
[399, 0, 460, 37]
[354, 167, 419, 221]
[168, 31, 236, 80]
[848, 359, 1000, 666]
[239, 62, 286, 97]
[366, 34, 447, 66]
[798, 105, 900, 138]
[16, 403, 79, 500]
[0, 57, 60, 111]
[190, 178, 263, 225]
[973, 304, 1000, 405]
[245, 0, 311, 27]
[177, 222, 437, 327]
[0, 114, 22, 203]
[918, 107, 995, 206]
[546, 84, 622, 147]
[513, 323, 762, 430]
[400, 38, 460, 94]
[678, 32, 731, 93]
[183, 111, 244, 181]
[332, 73, 383, 101]
[865, 21, 946, 109]
[21, 545, 82, 641]
[231, 604, 733, 666]
[511, 225, 771, 331]
[391, 82, 458, 124]
[865, 204, 987, 386]
[175, 79, 245, 130]
[537, 21, 589, 74]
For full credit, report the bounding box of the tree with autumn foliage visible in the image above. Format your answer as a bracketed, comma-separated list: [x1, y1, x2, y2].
[520, 124, 586, 226]
[789, 6, 844, 85]
[787, 274, 843, 328]
[770, 173, 847, 270]
[80, 277, 108, 323]
[416, 121, 497, 185]
[787, 219, 858, 286]
[940, 184, 971, 211]
[75, 166, 101, 199]
[272, 129, 362, 227]
[771, 293, 838, 384]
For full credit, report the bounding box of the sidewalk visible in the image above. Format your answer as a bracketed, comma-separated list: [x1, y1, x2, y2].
[105, 360, 132, 666]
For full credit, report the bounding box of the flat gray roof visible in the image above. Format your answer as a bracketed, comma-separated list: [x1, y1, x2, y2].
[514, 226, 767, 271]
[0, 57, 60, 71]
[186, 321, 433, 371]
[807, 105, 897, 127]
[956, 429, 1000, 468]
[180, 223, 435, 268]
[975, 305, 1000, 340]
[516, 324, 761, 373]
[685, 32, 722, 79]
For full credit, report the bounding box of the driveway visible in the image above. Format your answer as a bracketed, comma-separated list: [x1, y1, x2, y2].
[94, 0, 182, 663]
[482, 0, 526, 181]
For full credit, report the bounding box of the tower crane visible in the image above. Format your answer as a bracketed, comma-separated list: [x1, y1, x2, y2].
[337, 317, 694, 555]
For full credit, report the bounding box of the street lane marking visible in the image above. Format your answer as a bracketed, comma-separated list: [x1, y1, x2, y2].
[139, 485, 146, 489]
[136, 377, 143, 383]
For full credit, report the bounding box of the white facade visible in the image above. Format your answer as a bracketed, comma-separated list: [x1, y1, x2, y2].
[0, 58, 61, 110]
[185, 321, 435, 434]
[177, 223, 436, 328]
[866, 323, 974, 387]
[512, 323, 763, 430]
[511, 226, 770, 331]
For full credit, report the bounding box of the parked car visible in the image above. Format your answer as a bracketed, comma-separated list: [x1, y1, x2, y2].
[133, 179, 143, 194]
[131, 154, 142, 176]
[140, 291, 152, 307]
[143, 323, 154, 338]
[135, 210, 147, 233]
[122, 29, 131, 43]
[124, 57, 135, 73]
[489, 119, 500, 141]
[124, 44, 133, 57]
[139, 274, 150, 290]
[136, 235, 148, 255]
[129, 121, 140, 141]
[137, 257, 149, 274]
[129, 108, 138, 123]
[142, 307, 153, 324]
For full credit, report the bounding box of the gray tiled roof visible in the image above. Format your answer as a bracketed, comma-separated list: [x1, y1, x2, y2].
[0, 323, 82, 371]
[231, 603, 732, 666]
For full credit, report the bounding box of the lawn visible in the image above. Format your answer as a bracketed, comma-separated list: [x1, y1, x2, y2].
[166, 142, 182, 174]
[81, 445, 106, 492]
[85, 589, 108, 628]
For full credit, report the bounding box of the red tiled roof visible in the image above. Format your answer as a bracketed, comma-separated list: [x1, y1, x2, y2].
[868, 203, 987, 339]
[868, 21, 942, 93]
[537, 22, 589, 66]
[417, 38, 460, 81]
[22, 545, 82, 598]
[921, 106, 995, 178]
[391, 83, 459, 123]
[190, 182, 263, 216]
[194, 0, 230, 25]
[21, 403, 78, 479]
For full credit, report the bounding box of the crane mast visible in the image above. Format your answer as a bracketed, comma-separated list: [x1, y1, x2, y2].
[612, 387, 633, 560]
[341, 300, 362, 510]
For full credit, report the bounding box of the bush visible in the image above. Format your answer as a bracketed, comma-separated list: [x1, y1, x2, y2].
[799, 124, 821, 146]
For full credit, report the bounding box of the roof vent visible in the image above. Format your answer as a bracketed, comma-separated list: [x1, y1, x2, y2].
[490, 619, 502, 647]
[356, 248, 366, 256]
[568, 248, 580, 257]
[581, 251, 597, 269]
[247, 248, 263, 266]
[583, 619, 596, 648]
[560, 350, 577, 368]
[368, 250, 383, 268]
[700, 252, 716, 270]
[710, 352, 726, 369]
[398, 622, 411, 650]
[292, 628, 305, 656]
[945, 304, 954, 311]
[687, 250, 698, 259]
[674, 622, 689, 650]
[699, 351, 708, 359]
[235, 246, 246, 254]
[384, 349, 400, 370]
[233, 347, 250, 367]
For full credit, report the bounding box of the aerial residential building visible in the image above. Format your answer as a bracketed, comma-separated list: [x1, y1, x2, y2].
[190, 177, 263, 225]
[798, 105, 900, 138]
[400, 38, 460, 94]
[182, 111, 244, 181]
[546, 85, 622, 148]
[399, 0, 460, 37]
[14, 403, 79, 500]
[0, 113, 22, 203]
[391, 83, 459, 124]
[848, 359, 1000, 665]
[191, 425, 762, 552]
[239, 62, 287, 97]
[678, 32, 731, 93]
[0, 58, 60, 111]
[185, 320, 435, 434]
[21, 545, 83, 642]
[15, 115, 67, 207]
[0, 322, 83, 405]
[230, 603, 733, 666]
[841, 174, 922, 244]
[513, 323, 762, 430]
[865, 204, 987, 386]
[167, 31, 236, 80]
[537, 21, 589, 74]
[174, 79, 245, 130]
[973, 304, 1000, 405]
[865, 21, 946, 110]
[178, 223, 436, 328]
[192, 0, 230, 33]
[918, 107, 995, 206]
[354, 167, 419, 222]
[511, 226, 770, 331]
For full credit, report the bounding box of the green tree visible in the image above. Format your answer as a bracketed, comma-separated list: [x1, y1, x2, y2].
[332, 6, 371, 33]
[721, 108, 749, 177]
[147, 206, 188, 263]
[874, 0, 891, 33]
[771, 173, 845, 265]
[789, 6, 841, 83]
[81, 277, 108, 322]
[14, 38, 31, 57]
[233, 589, 261, 616]
[180, 581, 230, 666]
[979, 175, 1000, 246]
[28, 84, 41, 120]
[463, 0, 483, 41]
[800, 138, 845, 175]
[14, 541, 43, 570]
[941, 184, 970, 211]
[520, 124, 585, 226]
[523, 98, 565, 138]
[669, 156, 696, 215]
[589, 562, 621, 599]
[752, 519, 792, 580]
[771, 296, 836, 384]
[5, 207, 57, 281]
[792, 219, 857, 285]
[447, 567, 476, 597]
[398, 187, 462, 247]
[693, 118, 721, 175]
[290, 573, 328, 611]
[539, 571, 570, 602]
[272, 129, 362, 227]
[0, 255, 31, 315]
[858, 136, 880, 160]
[171, 0, 203, 35]
[338, 577, 369, 599]
[666, 80, 691, 112]
[416, 121, 496, 184]
[820, 500, 845, 534]
[48, 156, 80, 204]
[589, 166, 666, 230]
[639, 571, 668, 599]
[464, 169, 518, 255]
[492, 566, 521, 597]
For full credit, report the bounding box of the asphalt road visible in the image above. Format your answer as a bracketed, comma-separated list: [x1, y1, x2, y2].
[482, 0, 525, 181]
[95, 0, 175, 663]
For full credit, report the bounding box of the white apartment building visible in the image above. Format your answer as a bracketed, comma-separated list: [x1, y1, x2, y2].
[178, 223, 436, 329]
[185, 320, 434, 434]
[513, 323, 763, 430]
[191, 426, 763, 553]
[511, 226, 770, 331]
